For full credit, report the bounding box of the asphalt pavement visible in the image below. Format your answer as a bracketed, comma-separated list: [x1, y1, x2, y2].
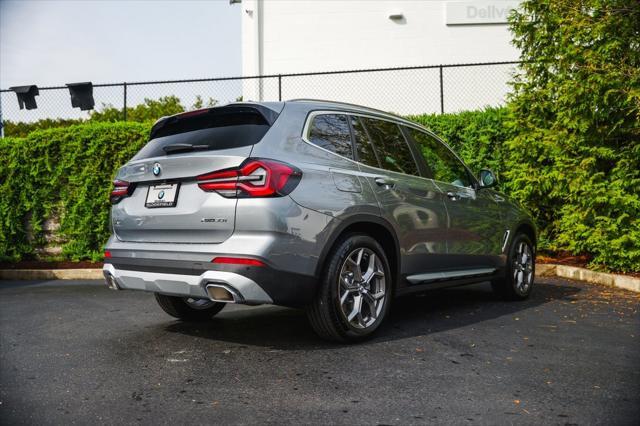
[1, 277, 638, 425]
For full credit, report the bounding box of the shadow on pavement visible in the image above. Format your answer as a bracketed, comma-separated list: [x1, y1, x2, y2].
[162, 280, 581, 350]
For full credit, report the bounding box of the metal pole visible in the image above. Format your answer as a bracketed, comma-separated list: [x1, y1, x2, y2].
[439, 65, 444, 114]
[256, 0, 264, 101]
[123, 82, 127, 121]
[0, 93, 4, 138]
[278, 74, 282, 101]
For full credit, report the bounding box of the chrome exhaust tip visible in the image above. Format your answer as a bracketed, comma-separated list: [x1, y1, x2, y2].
[206, 284, 242, 303]
[103, 272, 120, 290]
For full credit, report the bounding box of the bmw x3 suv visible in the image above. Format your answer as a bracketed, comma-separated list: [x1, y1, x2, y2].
[103, 100, 536, 342]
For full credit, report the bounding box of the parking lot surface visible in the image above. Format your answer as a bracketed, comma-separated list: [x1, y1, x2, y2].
[1, 277, 638, 425]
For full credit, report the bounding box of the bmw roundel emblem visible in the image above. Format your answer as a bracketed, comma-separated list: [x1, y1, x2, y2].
[158, 190, 165, 200]
[153, 163, 161, 176]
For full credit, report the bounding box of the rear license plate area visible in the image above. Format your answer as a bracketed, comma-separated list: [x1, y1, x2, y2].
[145, 183, 180, 208]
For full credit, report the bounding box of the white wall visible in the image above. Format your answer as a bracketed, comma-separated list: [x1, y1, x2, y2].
[239, 0, 521, 114]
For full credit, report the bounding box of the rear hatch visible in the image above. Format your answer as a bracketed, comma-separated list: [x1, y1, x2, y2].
[111, 104, 279, 244]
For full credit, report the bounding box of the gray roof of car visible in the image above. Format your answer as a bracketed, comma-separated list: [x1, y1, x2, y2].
[224, 99, 425, 130]
[285, 99, 422, 128]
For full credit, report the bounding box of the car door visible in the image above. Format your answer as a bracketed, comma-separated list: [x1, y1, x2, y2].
[350, 115, 449, 280]
[405, 127, 504, 270]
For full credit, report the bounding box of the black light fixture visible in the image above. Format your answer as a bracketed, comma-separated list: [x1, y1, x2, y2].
[66, 82, 95, 111]
[10, 85, 39, 110]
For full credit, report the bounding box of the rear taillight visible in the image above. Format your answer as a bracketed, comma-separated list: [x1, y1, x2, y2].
[197, 158, 302, 198]
[110, 180, 134, 204]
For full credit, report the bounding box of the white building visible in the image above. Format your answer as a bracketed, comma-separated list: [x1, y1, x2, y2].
[236, 0, 521, 114]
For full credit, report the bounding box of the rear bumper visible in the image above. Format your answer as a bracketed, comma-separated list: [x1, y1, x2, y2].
[103, 263, 274, 305]
[103, 257, 318, 307]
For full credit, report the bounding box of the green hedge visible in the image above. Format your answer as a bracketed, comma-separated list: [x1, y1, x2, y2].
[2, 118, 87, 139]
[1, 110, 638, 271]
[2, 95, 216, 138]
[0, 122, 151, 261]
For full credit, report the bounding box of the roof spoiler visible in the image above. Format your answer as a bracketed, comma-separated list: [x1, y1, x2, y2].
[149, 103, 281, 140]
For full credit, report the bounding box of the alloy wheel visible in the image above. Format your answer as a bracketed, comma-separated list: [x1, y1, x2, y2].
[338, 247, 387, 329]
[513, 241, 534, 294]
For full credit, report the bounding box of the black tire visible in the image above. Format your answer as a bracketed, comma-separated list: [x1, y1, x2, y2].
[492, 233, 535, 300]
[154, 293, 225, 321]
[307, 234, 392, 343]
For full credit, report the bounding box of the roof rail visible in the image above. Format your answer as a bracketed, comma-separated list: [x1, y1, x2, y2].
[287, 98, 407, 118]
[288, 98, 424, 124]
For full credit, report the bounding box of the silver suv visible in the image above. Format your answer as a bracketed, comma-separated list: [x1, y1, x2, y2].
[103, 100, 536, 342]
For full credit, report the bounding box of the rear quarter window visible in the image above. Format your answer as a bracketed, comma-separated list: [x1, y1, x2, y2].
[132, 107, 271, 160]
[306, 114, 354, 159]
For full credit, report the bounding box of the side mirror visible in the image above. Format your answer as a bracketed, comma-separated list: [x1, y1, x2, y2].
[478, 169, 497, 188]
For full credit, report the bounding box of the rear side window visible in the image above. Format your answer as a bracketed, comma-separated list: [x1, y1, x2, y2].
[350, 116, 380, 168]
[132, 106, 271, 160]
[307, 114, 353, 159]
[361, 118, 420, 176]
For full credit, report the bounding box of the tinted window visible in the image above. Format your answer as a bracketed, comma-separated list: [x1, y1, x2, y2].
[408, 128, 472, 187]
[307, 114, 353, 159]
[362, 118, 419, 176]
[350, 116, 380, 168]
[133, 107, 271, 160]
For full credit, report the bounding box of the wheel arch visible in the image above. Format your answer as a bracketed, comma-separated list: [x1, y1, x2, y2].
[315, 215, 400, 286]
[514, 221, 537, 250]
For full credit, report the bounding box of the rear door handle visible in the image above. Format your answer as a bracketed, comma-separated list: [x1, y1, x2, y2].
[374, 177, 395, 188]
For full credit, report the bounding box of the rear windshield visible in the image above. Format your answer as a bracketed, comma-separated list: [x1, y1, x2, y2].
[132, 106, 271, 160]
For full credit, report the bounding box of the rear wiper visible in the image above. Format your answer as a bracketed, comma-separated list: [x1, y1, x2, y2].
[162, 143, 209, 154]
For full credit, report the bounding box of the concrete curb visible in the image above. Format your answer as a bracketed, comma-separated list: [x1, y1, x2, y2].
[535, 264, 557, 278]
[0, 269, 103, 280]
[1, 264, 638, 293]
[539, 264, 640, 293]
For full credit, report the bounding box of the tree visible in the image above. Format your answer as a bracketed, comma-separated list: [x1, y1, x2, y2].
[90, 96, 185, 122]
[506, 0, 640, 271]
[191, 95, 218, 109]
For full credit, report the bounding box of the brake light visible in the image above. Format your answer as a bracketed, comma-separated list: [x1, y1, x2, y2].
[104, 250, 112, 258]
[197, 158, 302, 198]
[212, 257, 266, 267]
[175, 109, 209, 119]
[110, 180, 133, 204]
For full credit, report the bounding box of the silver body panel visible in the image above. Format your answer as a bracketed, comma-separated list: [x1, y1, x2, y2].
[104, 100, 535, 306]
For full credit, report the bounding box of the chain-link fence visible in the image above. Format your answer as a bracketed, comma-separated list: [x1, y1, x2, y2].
[0, 61, 519, 126]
